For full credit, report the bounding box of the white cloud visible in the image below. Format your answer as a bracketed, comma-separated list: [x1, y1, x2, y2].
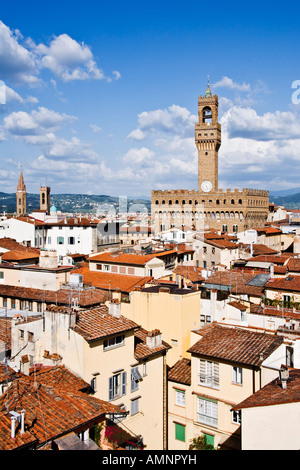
[90, 124, 102, 134]
[213, 76, 251, 92]
[4, 106, 76, 136]
[221, 106, 300, 141]
[35, 33, 108, 82]
[0, 21, 40, 86]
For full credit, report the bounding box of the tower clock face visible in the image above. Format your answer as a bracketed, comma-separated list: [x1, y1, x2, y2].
[201, 180, 212, 192]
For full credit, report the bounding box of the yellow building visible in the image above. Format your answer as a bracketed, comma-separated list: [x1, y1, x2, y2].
[121, 285, 202, 367]
[10, 302, 170, 450]
[167, 323, 285, 450]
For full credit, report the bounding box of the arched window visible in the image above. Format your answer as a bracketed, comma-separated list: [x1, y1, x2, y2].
[202, 106, 212, 124]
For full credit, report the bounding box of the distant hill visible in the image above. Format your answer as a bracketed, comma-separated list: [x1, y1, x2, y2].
[0, 192, 151, 215]
[269, 192, 300, 209]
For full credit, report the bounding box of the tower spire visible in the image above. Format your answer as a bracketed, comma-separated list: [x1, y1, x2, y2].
[17, 167, 26, 192]
[16, 167, 27, 216]
[205, 75, 212, 98]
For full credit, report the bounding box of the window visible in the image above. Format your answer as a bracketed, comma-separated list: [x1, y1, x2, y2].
[68, 236, 75, 245]
[175, 389, 185, 407]
[175, 423, 186, 442]
[200, 314, 211, 327]
[47, 237, 52, 245]
[130, 397, 139, 416]
[37, 303, 43, 313]
[19, 329, 24, 340]
[131, 366, 142, 392]
[108, 371, 126, 401]
[198, 359, 219, 389]
[103, 264, 110, 271]
[232, 366, 243, 385]
[104, 334, 124, 350]
[197, 397, 218, 427]
[232, 409, 241, 425]
[57, 236, 64, 245]
[0, 272, 4, 280]
[286, 346, 294, 367]
[28, 331, 34, 342]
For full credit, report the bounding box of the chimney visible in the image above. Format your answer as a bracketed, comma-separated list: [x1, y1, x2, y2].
[279, 366, 289, 389]
[10, 415, 16, 439]
[21, 355, 30, 375]
[21, 410, 25, 434]
[108, 300, 121, 318]
[146, 329, 162, 349]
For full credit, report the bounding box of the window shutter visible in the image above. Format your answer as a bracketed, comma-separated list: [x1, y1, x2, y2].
[122, 371, 127, 395]
[109, 377, 113, 401]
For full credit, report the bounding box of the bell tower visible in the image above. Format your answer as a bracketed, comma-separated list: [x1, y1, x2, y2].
[195, 79, 221, 193]
[40, 185, 51, 213]
[16, 169, 26, 216]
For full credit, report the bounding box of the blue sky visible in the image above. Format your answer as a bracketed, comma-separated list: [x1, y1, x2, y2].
[0, 0, 300, 198]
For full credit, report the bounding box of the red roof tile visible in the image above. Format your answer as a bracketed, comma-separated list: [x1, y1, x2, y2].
[187, 323, 283, 366]
[168, 358, 191, 385]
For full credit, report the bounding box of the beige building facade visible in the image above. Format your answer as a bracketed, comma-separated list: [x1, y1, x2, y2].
[152, 84, 269, 235]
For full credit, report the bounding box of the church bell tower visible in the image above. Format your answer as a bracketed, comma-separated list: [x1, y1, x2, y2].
[195, 79, 221, 193]
[16, 169, 26, 216]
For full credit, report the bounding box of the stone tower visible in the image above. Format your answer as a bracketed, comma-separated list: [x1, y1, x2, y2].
[16, 169, 26, 216]
[195, 78, 221, 193]
[40, 186, 51, 213]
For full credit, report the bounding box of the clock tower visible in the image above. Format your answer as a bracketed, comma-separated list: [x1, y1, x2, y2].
[195, 79, 221, 193]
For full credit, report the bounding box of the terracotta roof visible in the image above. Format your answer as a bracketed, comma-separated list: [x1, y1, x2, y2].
[0, 371, 124, 450]
[0, 284, 107, 307]
[72, 305, 139, 342]
[287, 258, 300, 273]
[73, 266, 153, 293]
[251, 244, 278, 256]
[250, 304, 300, 320]
[0, 363, 20, 384]
[187, 323, 283, 367]
[233, 368, 300, 410]
[88, 250, 177, 266]
[0, 238, 39, 253]
[168, 358, 191, 385]
[203, 270, 265, 297]
[134, 328, 171, 360]
[247, 254, 290, 265]
[265, 276, 300, 293]
[1, 250, 40, 261]
[173, 265, 204, 283]
[28, 364, 91, 393]
[0, 318, 12, 350]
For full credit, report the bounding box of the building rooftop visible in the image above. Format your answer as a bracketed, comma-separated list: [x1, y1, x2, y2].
[168, 358, 191, 386]
[188, 323, 284, 367]
[233, 368, 300, 410]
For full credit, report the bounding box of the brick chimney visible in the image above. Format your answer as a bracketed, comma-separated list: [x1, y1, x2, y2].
[146, 329, 162, 349]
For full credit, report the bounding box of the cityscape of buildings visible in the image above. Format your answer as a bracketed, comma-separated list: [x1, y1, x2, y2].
[0, 84, 299, 452]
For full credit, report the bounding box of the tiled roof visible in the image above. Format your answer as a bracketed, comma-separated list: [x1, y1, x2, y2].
[88, 250, 176, 266]
[173, 265, 204, 283]
[1, 250, 40, 261]
[73, 266, 153, 293]
[28, 365, 91, 392]
[0, 318, 12, 350]
[0, 363, 20, 384]
[0, 238, 39, 253]
[247, 254, 290, 265]
[168, 358, 191, 385]
[287, 258, 300, 273]
[233, 368, 300, 410]
[134, 328, 171, 360]
[265, 275, 300, 292]
[0, 284, 107, 307]
[72, 305, 139, 342]
[203, 270, 265, 296]
[0, 371, 124, 450]
[250, 303, 300, 320]
[187, 323, 283, 367]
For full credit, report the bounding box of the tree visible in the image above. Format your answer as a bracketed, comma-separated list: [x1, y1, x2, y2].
[189, 435, 214, 450]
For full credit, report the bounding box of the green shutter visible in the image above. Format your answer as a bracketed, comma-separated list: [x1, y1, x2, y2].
[204, 433, 214, 448]
[175, 423, 185, 442]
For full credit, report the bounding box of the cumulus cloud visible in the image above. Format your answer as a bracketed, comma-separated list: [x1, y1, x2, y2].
[213, 76, 251, 92]
[0, 21, 40, 86]
[4, 106, 76, 136]
[0, 21, 120, 86]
